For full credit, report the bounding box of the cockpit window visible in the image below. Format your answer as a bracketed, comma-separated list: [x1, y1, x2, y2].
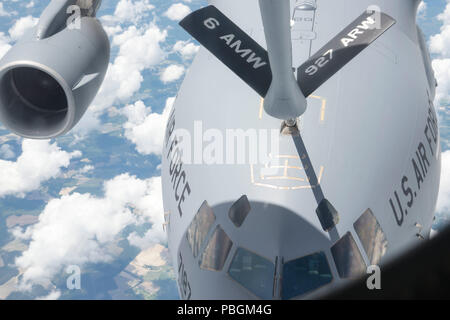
[331, 232, 366, 278]
[228, 248, 275, 299]
[354, 209, 388, 265]
[199, 225, 233, 271]
[228, 195, 251, 227]
[282, 252, 333, 299]
[186, 201, 215, 258]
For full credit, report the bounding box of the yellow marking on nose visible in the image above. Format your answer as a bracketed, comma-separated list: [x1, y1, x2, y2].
[278, 155, 300, 159]
[250, 164, 255, 183]
[309, 95, 327, 124]
[264, 176, 306, 182]
[317, 166, 325, 182]
[320, 99, 327, 122]
[249, 162, 325, 190]
[284, 159, 289, 176]
[259, 98, 264, 119]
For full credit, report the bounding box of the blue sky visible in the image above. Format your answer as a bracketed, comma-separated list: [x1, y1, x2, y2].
[420, 0, 445, 37]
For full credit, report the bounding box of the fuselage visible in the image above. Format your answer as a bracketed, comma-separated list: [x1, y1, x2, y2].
[162, 0, 441, 299]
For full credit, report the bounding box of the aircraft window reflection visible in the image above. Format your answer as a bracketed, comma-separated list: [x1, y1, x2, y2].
[331, 232, 366, 278]
[354, 209, 388, 265]
[228, 195, 251, 227]
[282, 252, 333, 299]
[228, 248, 275, 299]
[186, 201, 216, 258]
[199, 226, 233, 271]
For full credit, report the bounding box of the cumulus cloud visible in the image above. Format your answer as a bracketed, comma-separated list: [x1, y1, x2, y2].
[430, 5, 450, 56]
[0, 32, 11, 59]
[437, 150, 450, 214]
[25, 2, 35, 9]
[71, 0, 171, 135]
[432, 59, 450, 104]
[36, 290, 61, 300]
[122, 97, 174, 155]
[160, 64, 185, 83]
[430, 1, 450, 105]
[0, 140, 81, 198]
[164, 3, 191, 21]
[173, 40, 199, 60]
[102, 0, 154, 24]
[8, 15, 38, 41]
[14, 174, 165, 290]
[102, 24, 123, 38]
[100, 24, 166, 105]
[74, 22, 167, 134]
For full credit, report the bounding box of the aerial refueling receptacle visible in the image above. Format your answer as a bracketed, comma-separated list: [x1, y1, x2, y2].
[0, 0, 109, 139]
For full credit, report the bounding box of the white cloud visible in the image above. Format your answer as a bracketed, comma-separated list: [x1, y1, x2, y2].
[36, 290, 61, 300]
[102, 25, 123, 38]
[0, 140, 81, 198]
[160, 64, 185, 83]
[102, 0, 154, 24]
[25, 2, 35, 9]
[71, 108, 102, 136]
[74, 22, 167, 135]
[430, 16, 450, 57]
[8, 15, 38, 41]
[122, 97, 174, 155]
[70, 0, 171, 136]
[437, 150, 450, 214]
[98, 24, 167, 108]
[107, 26, 166, 97]
[173, 40, 199, 60]
[14, 174, 165, 290]
[114, 0, 154, 22]
[430, 1, 450, 105]
[0, 32, 11, 59]
[164, 3, 191, 21]
[432, 58, 450, 104]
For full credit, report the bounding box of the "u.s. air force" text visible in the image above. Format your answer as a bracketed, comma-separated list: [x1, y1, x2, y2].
[389, 99, 439, 227]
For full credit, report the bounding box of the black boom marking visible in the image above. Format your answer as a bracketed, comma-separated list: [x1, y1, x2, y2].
[180, 5, 272, 97]
[180, 6, 396, 98]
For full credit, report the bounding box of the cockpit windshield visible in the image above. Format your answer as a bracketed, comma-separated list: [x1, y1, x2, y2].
[282, 252, 333, 299]
[228, 248, 275, 299]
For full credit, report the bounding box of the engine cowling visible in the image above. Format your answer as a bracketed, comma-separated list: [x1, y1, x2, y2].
[0, 0, 109, 139]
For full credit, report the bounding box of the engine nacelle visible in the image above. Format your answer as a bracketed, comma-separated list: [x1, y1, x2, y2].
[0, 0, 109, 139]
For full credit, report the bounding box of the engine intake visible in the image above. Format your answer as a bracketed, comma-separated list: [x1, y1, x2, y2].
[0, 0, 109, 139]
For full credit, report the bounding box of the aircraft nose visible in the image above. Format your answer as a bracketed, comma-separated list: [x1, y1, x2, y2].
[179, 198, 340, 299]
[218, 199, 336, 299]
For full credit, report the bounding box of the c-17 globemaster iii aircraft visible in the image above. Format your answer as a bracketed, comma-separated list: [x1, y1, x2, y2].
[162, 0, 441, 300]
[0, 0, 441, 300]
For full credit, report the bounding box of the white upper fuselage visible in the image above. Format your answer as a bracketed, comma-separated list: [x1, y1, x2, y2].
[162, 0, 441, 299]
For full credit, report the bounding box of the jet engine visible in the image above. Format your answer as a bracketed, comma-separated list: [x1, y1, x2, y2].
[0, 0, 109, 139]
